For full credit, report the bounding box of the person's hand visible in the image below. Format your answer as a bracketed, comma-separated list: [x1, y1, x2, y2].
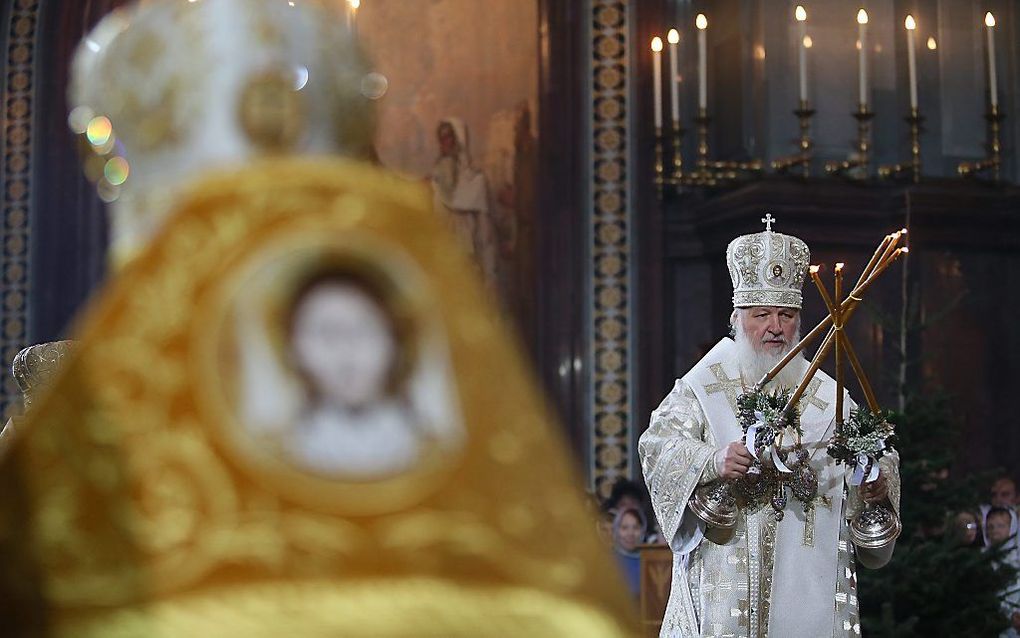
[859, 470, 889, 504]
[714, 442, 753, 480]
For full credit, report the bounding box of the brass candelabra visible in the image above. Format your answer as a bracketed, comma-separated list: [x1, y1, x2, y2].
[653, 109, 761, 193]
[878, 107, 924, 183]
[958, 105, 1006, 183]
[773, 100, 815, 177]
[825, 104, 875, 180]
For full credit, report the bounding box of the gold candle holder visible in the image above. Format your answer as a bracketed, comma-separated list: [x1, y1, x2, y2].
[826, 104, 875, 179]
[670, 120, 685, 189]
[684, 108, 763, 187]
[654, 125, 665, 195]
[879, 107, 924, 183]
[958, 105, 1006, 183]
[694, 108, 713, 185]
[773, 99, 815, 177]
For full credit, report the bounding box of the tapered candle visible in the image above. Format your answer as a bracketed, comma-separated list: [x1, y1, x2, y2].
[855, 233, 893, 289]
[347, 0, 360, 37]
[905, 15, 918, 109]
[651, 37, 663, 129]
[834, 263, 845, 424]
[668, 29, 680, 124]
[757, 245, 907, 389]
[985, 12, 998, 108]
[857, 9, 869, 108]
[697, 14, 708, 110]
[796, 6, 808, 102]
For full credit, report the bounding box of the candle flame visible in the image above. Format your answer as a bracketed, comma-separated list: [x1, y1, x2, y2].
[668, 28, 680, 44]
[985, 12, 995, 27]
[835, 262, 845, 271]
[927, 36, 937, 50]
[795, 5, 807, 22]
[809, 265, 820, 274]
[348, 0, 360, 8]
[900, 228, 908, 234]
[803, 35, 813, 48]
[857, 8, 868, 25]
[905, 15, 916, 30]
[696, 13, 708, 30]
[901, 247, 910, 254]
[651, 37, 663, 52]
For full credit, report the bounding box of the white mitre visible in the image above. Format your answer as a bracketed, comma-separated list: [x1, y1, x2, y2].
[726, 215, 810, 309]
[68, 0, 377, 267]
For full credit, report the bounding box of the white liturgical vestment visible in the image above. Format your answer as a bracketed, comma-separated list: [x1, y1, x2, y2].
[639, 338, 900, 637]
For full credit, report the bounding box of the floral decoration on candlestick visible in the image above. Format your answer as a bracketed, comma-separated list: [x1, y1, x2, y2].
[733, 387, 820, 521]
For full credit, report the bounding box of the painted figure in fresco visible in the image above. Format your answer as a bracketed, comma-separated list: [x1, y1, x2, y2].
[431, 118, 496, 285]
[486, 101, 538, 341]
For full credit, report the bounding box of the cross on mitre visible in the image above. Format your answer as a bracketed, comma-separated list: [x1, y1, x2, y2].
[761, 213, 776, 232]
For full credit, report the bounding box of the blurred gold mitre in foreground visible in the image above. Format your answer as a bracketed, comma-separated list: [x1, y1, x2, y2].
[0, 158, 636, 636]
[68, 0, 376, 267]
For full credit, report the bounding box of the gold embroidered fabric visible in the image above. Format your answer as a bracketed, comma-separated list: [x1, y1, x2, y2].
[0, 159, 636, 636]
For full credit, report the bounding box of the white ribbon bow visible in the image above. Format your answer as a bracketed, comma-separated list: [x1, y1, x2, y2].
[744, 411, 792, 474]
[850, 452, 881, 486]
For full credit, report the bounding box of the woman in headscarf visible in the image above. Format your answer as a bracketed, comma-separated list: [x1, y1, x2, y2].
[612, 507, 647, 598]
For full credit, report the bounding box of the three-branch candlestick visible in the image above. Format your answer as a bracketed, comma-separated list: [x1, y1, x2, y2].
[826, 104, 875, 180]
[773, 100, 815, 177]
[878, 107, 924, 183]
[958, 105, 1006, 183]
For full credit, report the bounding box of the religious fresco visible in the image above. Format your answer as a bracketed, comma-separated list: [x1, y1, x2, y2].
[357, 1, 539, 336]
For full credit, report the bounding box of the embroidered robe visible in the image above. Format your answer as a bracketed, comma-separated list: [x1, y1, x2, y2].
[639, 338, 901, 637]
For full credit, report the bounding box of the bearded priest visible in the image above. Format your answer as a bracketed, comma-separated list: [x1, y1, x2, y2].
[638, 219, 900, 637]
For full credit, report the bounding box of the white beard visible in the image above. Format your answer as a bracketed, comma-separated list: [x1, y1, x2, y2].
[733, 319, 808, 392]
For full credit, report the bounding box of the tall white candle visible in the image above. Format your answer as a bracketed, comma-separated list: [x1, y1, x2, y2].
[697, 14, 708, 110]
[347, 0, 360, 38]
[905, 14, 917, 109]
[986, 12, 998, 107]
[651, 37, 663, 128]
[857, 9, 869, 108]
[796, 6, 807, 102]
[668, 29, 680, 124]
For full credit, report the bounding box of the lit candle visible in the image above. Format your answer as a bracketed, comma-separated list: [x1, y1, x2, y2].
[668, 29, 680, 124]
[697, 13, 708, 110]
[651, 37, 663, 129]
[857, 9, 869, 108]
[834, 263, 845, 424]
[796, 6, 808, 102]
[985, 12, 998, 108]
[347, 0, 361, 37]
[905, 14, 918, 110]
